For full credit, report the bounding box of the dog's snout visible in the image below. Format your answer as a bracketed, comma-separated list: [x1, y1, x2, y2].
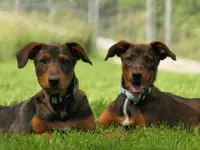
[48, 76, 60, 86]
[132, 72, 142, 80]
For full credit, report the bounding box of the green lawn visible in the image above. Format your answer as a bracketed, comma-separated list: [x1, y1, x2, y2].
[0, 56, 200, 150]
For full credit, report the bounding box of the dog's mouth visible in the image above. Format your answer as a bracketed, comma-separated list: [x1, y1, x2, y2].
[128, 82, 145, 94]
[45, 88, 61, 96]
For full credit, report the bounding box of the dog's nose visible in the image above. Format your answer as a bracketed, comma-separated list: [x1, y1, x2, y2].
[48, 76, 60, 87]
[132, 72, 142, 80]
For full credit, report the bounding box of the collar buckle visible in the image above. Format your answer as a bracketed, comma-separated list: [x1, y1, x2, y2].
[51, 97, 58, 104]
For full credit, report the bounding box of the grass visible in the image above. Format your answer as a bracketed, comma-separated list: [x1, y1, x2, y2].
[0, 56, 200, 150]
[0, 11, 91, 60]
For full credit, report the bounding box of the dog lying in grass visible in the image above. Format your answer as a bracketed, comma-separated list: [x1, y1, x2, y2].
[98, 40, 200, 129]
[0, 42, 95, 134]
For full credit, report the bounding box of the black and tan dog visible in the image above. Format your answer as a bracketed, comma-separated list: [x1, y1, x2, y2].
[0, 42, 95, 134]
[98, 40, 200, 129]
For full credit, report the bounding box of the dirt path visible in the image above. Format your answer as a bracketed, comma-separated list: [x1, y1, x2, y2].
[97, 37, 200, 74]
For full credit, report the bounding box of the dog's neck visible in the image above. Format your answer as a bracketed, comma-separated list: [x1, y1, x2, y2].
[42, 75, 79, 120]
[50, 75, 79, 105]
[43, 75, 79, 105]
[121, 77, 152, 104]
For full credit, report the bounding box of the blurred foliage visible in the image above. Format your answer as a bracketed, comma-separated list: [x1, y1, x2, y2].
[101, 0, 200, 60]
[0, 11, 92, 60]
[157, 0, 200, 59]
[0, 0, 200, 60]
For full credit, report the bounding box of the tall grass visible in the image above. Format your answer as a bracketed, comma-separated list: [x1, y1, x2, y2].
[0, 11, 92, 60]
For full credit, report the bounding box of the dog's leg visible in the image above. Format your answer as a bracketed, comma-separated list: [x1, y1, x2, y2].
[98, 108, 118, 126]
[48, 115, 95, 131]
[133, 111, 148, 127]
[31, 116, 48, 134]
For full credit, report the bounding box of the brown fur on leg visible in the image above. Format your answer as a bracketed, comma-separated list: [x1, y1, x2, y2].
[47, 115, 95, 131]
[98, 108, 118, 126]
[31, 116, 48, 134]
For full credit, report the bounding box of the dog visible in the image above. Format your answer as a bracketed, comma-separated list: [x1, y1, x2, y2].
[0, 42, 95, 134]
[98, 40, 200, 129]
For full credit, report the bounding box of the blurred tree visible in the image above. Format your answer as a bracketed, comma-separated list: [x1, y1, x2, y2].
[100, 0, 118, 28]
[146, 0, 156, 42]
[164, 0, 172, 46]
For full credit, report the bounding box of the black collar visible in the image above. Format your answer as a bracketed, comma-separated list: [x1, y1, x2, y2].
[50, 75, 79, 105]
[49, 75, 79, 120]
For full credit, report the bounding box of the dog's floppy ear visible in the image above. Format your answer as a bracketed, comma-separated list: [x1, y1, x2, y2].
[150, 41, 176, 60]
[105, 40, 130, 61]
[66, 42, 92, 65]
[17, 42, 43, 69]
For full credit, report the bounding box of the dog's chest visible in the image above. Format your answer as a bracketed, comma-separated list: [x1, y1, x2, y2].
[121, 98, 138, 125]
[50, 95, 75, 121]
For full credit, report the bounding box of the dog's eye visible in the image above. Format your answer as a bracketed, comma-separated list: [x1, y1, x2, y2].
[126, 56, 133, 63]
[39, 58, 48, 66]
[145, 56, 153, 63]
[60, 58, 69, 65]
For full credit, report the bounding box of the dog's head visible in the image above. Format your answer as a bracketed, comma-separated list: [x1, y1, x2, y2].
[17, 42, 92, 96]
[105, 40, 176, 95]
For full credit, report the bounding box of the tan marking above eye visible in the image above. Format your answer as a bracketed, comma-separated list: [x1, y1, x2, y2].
[127, 52, 137, 57]
[123, 52, 137, 61]
[121, 52, 137, 58]
[130, 52, 137, 57]
[59, 54, 70, 61]
[40, 53, 50, 59]
[144, 53, 153, 60]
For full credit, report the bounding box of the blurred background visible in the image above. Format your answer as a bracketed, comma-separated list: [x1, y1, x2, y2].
[0, 0, 199, 61]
